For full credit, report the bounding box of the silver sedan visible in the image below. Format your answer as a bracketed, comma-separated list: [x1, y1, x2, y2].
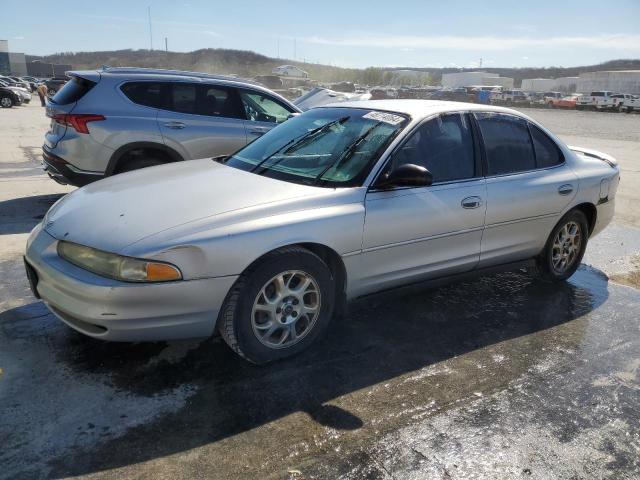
[25, 100, 619, 363]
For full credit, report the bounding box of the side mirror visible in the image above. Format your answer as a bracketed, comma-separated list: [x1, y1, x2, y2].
[375, 164, 433, 189]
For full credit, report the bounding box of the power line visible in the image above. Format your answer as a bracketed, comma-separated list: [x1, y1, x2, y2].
[148, 6, 153, 50]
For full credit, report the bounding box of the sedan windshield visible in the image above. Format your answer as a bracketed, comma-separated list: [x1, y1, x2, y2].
[224, 107, 408, 187]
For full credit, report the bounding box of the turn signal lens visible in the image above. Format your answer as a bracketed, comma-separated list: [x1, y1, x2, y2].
[146, 263, 182, 282]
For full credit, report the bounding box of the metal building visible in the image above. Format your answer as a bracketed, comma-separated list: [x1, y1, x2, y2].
[441, 71, 514, 89]
[0, 40, 27, 76]
[577, 71, 640, 94]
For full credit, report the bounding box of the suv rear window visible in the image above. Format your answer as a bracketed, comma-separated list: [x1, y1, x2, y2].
[121, 82, 166, 108]
[50, 76, 95, 105]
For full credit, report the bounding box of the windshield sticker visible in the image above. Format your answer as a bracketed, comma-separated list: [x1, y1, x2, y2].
[362, 111, 404, 125]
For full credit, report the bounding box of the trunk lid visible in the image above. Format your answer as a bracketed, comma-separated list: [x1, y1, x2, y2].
[45, 72, 100, 149]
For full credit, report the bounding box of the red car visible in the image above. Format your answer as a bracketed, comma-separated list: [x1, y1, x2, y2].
[550, 94, 580, 109]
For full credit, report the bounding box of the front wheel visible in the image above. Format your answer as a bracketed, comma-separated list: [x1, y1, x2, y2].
[537, 210, 589, 281]
[219, 246, 335, 364]
[0, 96, 13, 108]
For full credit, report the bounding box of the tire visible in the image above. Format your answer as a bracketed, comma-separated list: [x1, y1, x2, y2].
[536, 209, 589, 282]
[219, 246, 335, 364]
[0, 95, 13, 108]
[47, 88, 57, 97]
[116, 156, 167, 173]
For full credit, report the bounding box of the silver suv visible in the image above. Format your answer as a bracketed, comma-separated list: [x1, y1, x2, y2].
[42, 67, 300, 186]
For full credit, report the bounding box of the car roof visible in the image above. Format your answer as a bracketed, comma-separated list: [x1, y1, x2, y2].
[321, 99, 524, 120]
[68, 67, 297, 107]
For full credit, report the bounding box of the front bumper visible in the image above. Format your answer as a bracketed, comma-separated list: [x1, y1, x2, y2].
[24, 224, 237, 341]
[42, 146, 104, 186]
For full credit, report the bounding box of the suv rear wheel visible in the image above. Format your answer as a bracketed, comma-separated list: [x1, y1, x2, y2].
[115, 149, 171, 173]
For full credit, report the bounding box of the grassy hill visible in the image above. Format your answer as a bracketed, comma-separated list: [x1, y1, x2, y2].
[28, 49, 640, 87]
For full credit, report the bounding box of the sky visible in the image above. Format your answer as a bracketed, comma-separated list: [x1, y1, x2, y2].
[5, 0, 640, 69]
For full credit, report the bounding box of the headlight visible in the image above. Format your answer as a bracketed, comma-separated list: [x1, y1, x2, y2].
[57, 241, 182, 282]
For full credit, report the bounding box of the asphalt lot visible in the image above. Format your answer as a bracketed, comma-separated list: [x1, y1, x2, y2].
[1, 101, 639, 480]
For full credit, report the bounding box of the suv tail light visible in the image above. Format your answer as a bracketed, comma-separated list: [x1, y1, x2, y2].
[47, 113, 105, 134]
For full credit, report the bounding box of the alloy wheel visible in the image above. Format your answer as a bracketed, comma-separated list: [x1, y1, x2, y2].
[1, 97, 11, 107]
[551, 221, 582, 273]
[251, 270, 321, 349]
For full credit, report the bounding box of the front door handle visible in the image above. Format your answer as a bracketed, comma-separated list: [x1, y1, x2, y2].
[461, 196, 482, 209]
[164, 121, 186, 129]
[558, 184, 574, 196]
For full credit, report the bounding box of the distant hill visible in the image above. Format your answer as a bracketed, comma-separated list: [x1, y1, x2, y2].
[27, 49, 640, 87]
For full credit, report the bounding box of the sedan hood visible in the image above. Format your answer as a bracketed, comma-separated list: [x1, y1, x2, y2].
[45, 159, 328, 252]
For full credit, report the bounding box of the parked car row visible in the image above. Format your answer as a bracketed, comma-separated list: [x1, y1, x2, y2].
[430, 86, 640, 113]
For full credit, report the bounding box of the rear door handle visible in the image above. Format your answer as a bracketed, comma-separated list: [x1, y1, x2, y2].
[461, 196, 482, 209]
[558, 184, 574, 195]
[163, 121, 186, 129]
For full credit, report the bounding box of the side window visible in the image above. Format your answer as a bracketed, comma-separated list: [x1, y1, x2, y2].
[197, 85, 245, 119]
[121, 82, 165, 108]
[475, 113, 535, 175]
[529, 124, 563, 168]
[239, 90, 293, 124]
[170, 83, 197, 114]
[391, 113, 475, 183]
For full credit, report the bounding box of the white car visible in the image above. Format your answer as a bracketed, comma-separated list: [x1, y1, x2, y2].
[25, 100, 619, 363]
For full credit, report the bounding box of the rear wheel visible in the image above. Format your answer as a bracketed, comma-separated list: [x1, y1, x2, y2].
[219, 246, 335, 364]
[0, 96, 13, 108]
[115, 149, 171, 173]
[537, 210, 589, 282]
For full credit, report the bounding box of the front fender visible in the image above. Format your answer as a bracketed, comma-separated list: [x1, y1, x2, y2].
[127, 202, 366, 280]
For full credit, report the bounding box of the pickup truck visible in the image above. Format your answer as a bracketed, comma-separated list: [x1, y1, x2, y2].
[624, 95, 640, 113]
[491, 89, 529, 105]
[611, 93, 636, 112]
[576, 91, 621, 111]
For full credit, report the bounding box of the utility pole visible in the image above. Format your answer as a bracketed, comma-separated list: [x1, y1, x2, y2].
[148, 6, 153, 50]
[165, 37, 168, 53]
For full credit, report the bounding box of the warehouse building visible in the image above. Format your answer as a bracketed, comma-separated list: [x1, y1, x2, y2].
[441, 71, 514, 89]
[521, 78, 556, 91]
[0, 40, 27, 76]
[521, 76, 579, 93]
[577, 70, 640, 94]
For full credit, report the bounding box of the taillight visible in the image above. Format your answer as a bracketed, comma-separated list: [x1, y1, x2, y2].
[47, 113, 105, 134]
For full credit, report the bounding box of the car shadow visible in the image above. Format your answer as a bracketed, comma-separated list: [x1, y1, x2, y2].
[0, 193, 65, 235]
[0, 266, 610, 477]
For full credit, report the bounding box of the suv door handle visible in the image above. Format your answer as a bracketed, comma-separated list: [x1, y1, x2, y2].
[461, 196, 482, 209]
[558, 184, 574, 195]
[164, 121, 186, 129]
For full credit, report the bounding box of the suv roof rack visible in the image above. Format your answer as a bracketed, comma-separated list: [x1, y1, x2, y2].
[100, 67, 261, 86]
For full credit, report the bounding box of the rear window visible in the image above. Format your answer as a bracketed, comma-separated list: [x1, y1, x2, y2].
[529, 124, 564, 168]
[50, 76, 95, 105]
[475, 112, 536, 176]
[121, 82, 166, 108]
[591, 92, 605, 97]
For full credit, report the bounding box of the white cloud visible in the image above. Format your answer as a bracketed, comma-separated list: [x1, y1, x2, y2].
[299, 34, 640, 51]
